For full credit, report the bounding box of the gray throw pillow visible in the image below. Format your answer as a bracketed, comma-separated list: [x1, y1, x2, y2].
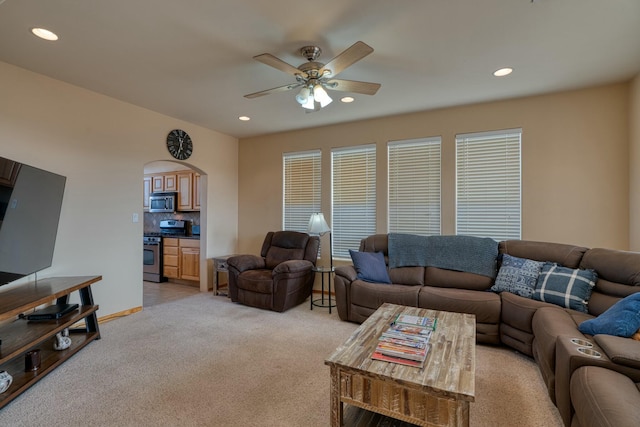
[491, 254, 543, 298]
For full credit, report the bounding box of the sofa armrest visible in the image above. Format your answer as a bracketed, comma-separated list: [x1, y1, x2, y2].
[227, 254, 265, 273]
[335, 265, 357, 282]
[272, 259, 313, 275]
[595, 334, 640, 369]
[334, 265, 356, 321]
[556, 334, 640, 426]
[570, 366, 640, 427]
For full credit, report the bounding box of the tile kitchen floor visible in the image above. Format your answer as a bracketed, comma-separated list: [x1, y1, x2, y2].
[143, 281, 200, 307]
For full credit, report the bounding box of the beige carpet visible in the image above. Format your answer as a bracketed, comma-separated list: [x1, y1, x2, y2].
[0, 289, 563, 426]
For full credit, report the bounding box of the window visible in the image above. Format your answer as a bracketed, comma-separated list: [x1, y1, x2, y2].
[388, 137, 441, 236]
[332, 145, 376, 259]
[283, 150, 321, 232]
[456, 129, 521, 241]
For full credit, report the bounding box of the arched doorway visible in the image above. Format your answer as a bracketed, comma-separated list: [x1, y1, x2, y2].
[142, 160, 208, 303]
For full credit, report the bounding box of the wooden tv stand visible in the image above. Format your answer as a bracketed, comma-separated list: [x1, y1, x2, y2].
[0, 276, 101, 408]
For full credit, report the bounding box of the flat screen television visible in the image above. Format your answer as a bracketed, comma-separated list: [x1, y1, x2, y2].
[0, 156, 66, 285]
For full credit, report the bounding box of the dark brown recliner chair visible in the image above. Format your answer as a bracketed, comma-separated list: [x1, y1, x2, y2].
[227, 231, 320, 312]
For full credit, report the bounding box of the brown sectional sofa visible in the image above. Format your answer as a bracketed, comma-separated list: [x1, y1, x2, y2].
[335, 233, 502, 342]
[334, 234, 640, 427]
[570, 365, 640, 427]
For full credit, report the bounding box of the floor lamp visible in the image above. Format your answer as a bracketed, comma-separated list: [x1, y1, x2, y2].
[307, 212, 333, 270]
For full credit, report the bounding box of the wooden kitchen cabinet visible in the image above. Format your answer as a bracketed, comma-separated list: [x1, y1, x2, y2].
[193, 173, 201, 210]
[163, 174, 178, 192]
[180, 239, 200, 281]
[163, 238, 179, 279]
[143, 176, 151, 211]
[151, 175, 164, 192]
[151, 173, 177, 193]
[144, 171, 199, 211]
[163, 238, 199, 282]
[176, 172, 193, 211]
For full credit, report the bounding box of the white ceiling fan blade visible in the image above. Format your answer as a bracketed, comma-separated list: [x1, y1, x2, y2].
[244, 82, 303, 99]
[253, 53, 308, 79]
[326, 79, 381, 95]
[320, 41, 374, 77]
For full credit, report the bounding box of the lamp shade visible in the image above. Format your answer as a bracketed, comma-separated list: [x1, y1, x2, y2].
[307, 213, 330, 235]
[301, 93, 315, 110]
[313, 84, 332, 108]
[295, 87, 311, 105]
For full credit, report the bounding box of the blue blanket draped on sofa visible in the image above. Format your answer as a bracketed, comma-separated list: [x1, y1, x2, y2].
[388, 233, 499, 278]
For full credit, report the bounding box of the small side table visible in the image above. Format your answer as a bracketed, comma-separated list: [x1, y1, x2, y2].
[213, 255, 235, 296]
[311, 266, 336, 313]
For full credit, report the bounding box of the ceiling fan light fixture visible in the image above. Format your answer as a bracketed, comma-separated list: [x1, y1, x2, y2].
[301, 93, 315, 109]
[313, 84, 332, 108]
[245, 41, 380, 110]
[295, 87, 311, 105]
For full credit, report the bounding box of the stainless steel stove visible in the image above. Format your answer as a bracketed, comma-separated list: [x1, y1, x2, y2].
[143, 235, 163, 282]
[158, 219, 188, 236]
[143, 220, 189, 282]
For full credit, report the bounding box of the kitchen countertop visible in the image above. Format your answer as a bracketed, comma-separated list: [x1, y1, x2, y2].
[144, 232, 200, 240]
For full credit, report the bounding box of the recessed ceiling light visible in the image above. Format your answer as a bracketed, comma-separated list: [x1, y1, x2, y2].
[493, 67, 513, 77]
[31, 27, 59, 41]
[238, 116, 250, 121]
[340, 96, 355, 103]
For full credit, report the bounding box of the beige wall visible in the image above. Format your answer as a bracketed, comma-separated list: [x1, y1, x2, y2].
[238, 83, 631, 258]
[630, 74, 640, 251]
[0, 61, 238, 317]
[5, 56, 634, 318]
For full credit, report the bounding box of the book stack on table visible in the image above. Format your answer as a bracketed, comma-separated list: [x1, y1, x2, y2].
[371, 314, 437, 368]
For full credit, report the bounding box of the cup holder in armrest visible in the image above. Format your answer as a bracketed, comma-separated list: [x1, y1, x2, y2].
[577, 347, 601, 358]
[570, 338, 593, 348]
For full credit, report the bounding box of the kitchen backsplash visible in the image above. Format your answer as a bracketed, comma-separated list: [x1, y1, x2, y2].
[144, 211, 200, 234]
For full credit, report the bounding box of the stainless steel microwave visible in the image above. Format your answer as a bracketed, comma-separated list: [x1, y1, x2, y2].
[148, 192, 176, 213]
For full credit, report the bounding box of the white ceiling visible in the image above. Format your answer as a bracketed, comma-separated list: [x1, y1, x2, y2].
[0, 0, 639, 139]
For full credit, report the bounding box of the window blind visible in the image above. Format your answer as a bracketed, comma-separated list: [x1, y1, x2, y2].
[388, 137, 441, 236]
[456, 129, 521, 241]
[331, 145, 376, 259]
[283, 150, 321, 232]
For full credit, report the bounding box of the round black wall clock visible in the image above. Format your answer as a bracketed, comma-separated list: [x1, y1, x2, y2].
[166, 129, 193, 160]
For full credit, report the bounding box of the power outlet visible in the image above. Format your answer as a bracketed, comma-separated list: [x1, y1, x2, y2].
[132, 213, 139, 223]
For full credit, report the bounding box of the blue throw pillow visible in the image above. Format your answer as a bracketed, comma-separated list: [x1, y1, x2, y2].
[533, 262, 597, 313]
[579, 293, 640, 337]
[491, 254, 544, 298]
[349, 250, 392, 284]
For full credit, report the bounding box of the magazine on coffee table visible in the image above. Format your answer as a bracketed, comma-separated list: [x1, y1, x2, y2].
[375, 341, 429, 362]
[372, 314, 436, 367]
[392, 314, 437, 330]
[371, 348, 429, 368]
[378, 331, 430, 349]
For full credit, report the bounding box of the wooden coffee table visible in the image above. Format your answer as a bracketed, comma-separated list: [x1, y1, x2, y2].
[325, 303, 476, 427]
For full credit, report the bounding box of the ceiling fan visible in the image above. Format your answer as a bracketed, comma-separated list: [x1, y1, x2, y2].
[244, 41, 381, 111]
